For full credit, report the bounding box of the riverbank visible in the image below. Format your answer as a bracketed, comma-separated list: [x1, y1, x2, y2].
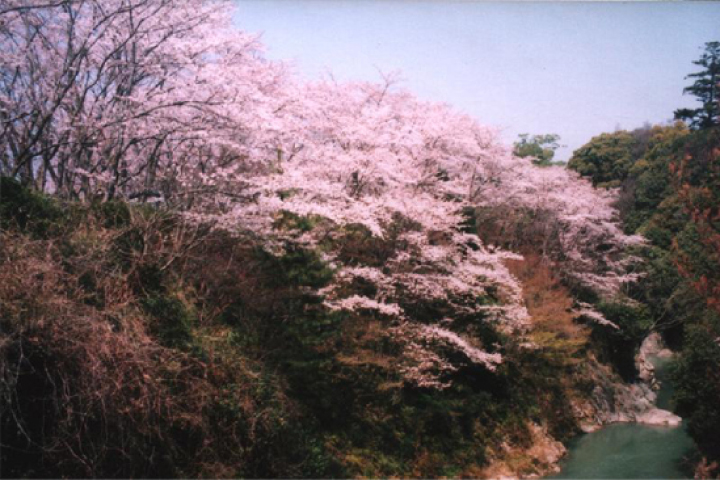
[550, 341, 698, 479]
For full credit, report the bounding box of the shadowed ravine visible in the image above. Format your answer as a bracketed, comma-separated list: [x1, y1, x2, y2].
[549, 356, 698, 479]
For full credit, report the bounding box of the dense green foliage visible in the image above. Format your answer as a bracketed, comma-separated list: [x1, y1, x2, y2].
[570, 123, 720, 463]
[673, 321, 720, 459]
[568, 130, 644, 188]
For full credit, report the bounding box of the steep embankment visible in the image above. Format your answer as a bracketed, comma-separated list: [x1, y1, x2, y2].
[0, 178, 653, 479]
[0, 181, 579, 478]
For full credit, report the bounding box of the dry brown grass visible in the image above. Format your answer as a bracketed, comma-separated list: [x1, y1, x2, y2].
[506, 252, 588, 341]
[0, 231, 218, 476]
[0, 208, 308, 478]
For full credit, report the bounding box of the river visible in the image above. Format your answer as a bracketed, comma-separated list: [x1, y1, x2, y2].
[549, 356, 698, 479]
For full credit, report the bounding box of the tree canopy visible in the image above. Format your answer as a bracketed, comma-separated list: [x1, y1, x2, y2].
[567, 131, 638, 188]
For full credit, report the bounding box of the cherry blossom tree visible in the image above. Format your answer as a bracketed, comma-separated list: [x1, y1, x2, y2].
[1, 0, 644, 389]
[208, 75, 642, 386]
[0, 0, 287, 202]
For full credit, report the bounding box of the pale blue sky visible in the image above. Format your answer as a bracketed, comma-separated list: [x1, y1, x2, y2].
[233, 1, 720, 161]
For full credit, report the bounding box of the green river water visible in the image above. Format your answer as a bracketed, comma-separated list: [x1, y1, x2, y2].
[550, 356, 698, 479]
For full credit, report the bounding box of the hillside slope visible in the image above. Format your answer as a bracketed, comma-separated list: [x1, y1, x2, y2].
[1, 179, 654, 478]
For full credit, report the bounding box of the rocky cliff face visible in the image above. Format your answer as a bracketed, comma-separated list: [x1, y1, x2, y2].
[573, 333, 680, 432]
[636, 332, 674, 385]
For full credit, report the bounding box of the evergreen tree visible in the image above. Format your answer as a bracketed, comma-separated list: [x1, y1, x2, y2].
[513, 133, 563, 166]
[674, 41, 720, 129]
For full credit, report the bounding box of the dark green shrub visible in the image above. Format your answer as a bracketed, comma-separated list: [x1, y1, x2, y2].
[91, 200, 131, 228]
[330, 223, 398, 267]
[141, 295, 194, 349]
[0, 177, 63, 237]
[254, 244, 334, 289]
[590, 302, 652, 381]
[673, 320, 720, 458]
[133, 262, 165, 295]
[273, 210, 321, 233]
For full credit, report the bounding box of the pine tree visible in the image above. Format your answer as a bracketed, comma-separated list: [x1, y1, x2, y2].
[674, 41, 720, 129]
